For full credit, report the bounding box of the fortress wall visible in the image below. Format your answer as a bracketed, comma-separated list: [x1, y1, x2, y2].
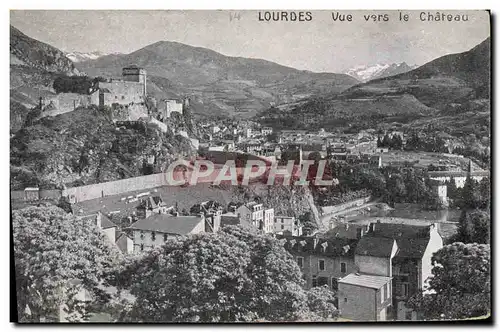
[64, 173, 169, 203]
[100, 81, 145, 105]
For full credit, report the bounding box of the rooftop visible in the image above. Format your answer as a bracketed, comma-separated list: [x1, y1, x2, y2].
[355, 236, 395, 257]
[128, 214, 203, 235]
[339, 273, 392, 290]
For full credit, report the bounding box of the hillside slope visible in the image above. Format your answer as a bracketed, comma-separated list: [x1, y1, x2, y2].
[343, 37, 490, 108]
[10, 25, 80, 75]
[10, 25, 82, 132]
[258, 38, 491, 133]
[77, 41, 358, 118]
[10, 107, 196, 190]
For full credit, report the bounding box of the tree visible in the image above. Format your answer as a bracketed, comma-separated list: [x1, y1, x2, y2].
[385, 173, 406, 204]
[13, 206, 121, 322]
[112, 226, 337, 322]
[460, 175, 482, 209]
[478, 177, 491, 209]
[455, 210, 490, 244]
[299, 212, 317, 235]
[381, 134, 391, 148]
[407, 243, 490, 320]
[446, 177, 458, 202]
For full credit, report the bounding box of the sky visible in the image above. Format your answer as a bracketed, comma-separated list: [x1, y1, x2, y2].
[10, 10, 490, 73]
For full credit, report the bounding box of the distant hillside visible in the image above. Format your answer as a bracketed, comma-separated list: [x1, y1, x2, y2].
[257, 38, 491, 136]
[76, 40, 358, 118]
[343, 37, 491, 108]
[10, 25, 80, 75]
[10, 25, 83, 133]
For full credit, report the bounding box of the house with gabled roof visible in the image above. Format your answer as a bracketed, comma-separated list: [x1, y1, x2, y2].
[279, 234, 359, 291]
[338, 222, 443, 321]
[127, 214, 205, 252]
[281, 221, 443, 321]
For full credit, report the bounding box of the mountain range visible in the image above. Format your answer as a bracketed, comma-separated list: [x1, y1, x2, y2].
[75, 41, 358, 118]
[65, 51, 122, 63]
[258, 37, 490, 141]
[344, 62, 418, 82]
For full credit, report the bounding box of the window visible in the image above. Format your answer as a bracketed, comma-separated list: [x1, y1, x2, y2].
[121, 96, 125, 100]
[297, 257, 303, 268]
[151, 232, 156, 241]
[281, 225, 284, 230]
[140, 231, 144, 240]
[319, 259, 325, 271]
[318, 277, 328, 287]
[331, 278, 338, 291]
[344, 298, 348, 303]
[140, 244, 144, 251]
[381, 286, 385, 303]
[402, 283, 409, 297]
[312, 276, 318, 288]
[340, 262, 347, 273]
[163, 234, 168, 242]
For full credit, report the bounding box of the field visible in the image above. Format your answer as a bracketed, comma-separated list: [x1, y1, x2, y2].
[380, 151, 476, 170]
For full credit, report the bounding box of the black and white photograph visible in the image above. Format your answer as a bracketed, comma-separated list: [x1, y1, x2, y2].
[9, 8, 491, 323]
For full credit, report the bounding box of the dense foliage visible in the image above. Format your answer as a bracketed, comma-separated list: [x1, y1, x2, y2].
[407, 243, 490, 320]
[110, 226, 337, 322]
[13, 206, 121, 322]
[314, 163, 443, 209]
[10, 108, 196, 189]
[52, 75, 105, 95]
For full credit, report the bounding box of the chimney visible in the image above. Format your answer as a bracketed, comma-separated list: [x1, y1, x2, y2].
[313, 234, 319, 248]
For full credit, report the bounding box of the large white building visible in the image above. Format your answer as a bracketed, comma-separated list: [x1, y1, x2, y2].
[128, 214, 205, 252]
[236, 201, 274, 233]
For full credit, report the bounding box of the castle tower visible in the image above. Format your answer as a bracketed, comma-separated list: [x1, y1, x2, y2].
[122, 65, 147, 96]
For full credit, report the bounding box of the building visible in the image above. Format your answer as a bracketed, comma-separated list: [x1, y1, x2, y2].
[78, 212, 117, 244]
[428, 170, 489, 188]
[358, 222, 443, 320]
[429, 179, 448, 206]
[190, 200, 222, 233]
[274, 215, 302, 236]
[261, 127, 273, 136]
[281, 235, 359, 290]
[338, 273, 393, 321]
[136, 196, 171, 219]
[24, 187, 40, 201]
[158, 99, 184, 119]
[281, 221, 443, 321]
[127, 214, 205, 252]
[116, 233, 134, 254]
[91, 66, 147, 108]
[235, 201, 274, 233]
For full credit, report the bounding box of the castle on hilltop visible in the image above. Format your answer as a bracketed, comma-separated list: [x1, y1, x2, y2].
[90, 65, 147, 108]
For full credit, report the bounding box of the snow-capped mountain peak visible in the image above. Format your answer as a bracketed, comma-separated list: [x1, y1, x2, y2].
[65, 51, 120, 63]
[345, 62, 418, 82]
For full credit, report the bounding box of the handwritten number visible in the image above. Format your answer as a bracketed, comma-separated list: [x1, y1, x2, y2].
[229, 12, 242, 22]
